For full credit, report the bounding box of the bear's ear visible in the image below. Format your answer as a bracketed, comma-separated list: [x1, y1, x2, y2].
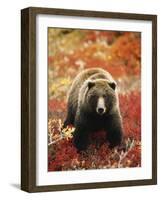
[109, 82, 116, 90]
[88, 81, 95, 89]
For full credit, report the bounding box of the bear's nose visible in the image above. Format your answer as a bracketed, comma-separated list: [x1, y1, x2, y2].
[97, 108, 104, 114]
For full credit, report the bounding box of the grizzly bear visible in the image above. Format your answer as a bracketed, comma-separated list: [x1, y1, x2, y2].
[64, 68, 123, 151]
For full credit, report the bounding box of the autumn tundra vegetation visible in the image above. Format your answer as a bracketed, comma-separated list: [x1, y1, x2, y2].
[48, 29, 141, 171]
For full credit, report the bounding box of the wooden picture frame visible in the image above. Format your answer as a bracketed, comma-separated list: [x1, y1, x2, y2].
[21, 7, 157, 192]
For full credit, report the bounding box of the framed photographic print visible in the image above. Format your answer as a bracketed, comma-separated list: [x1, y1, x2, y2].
[21, 7, 157, 192]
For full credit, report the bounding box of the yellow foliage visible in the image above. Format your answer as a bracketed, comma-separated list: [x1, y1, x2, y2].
[60, 78, 71, 85]
[62, 126, 75, 139]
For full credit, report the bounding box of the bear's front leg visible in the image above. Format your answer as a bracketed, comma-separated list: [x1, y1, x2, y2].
[63, 105, 75, 128]
[73, 126, 89, 151]
[105, 113, 123, 148]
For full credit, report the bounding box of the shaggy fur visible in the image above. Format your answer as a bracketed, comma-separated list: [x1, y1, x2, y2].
[64, 68, 123, 151]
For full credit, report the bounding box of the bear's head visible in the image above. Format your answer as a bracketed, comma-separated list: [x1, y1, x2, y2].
[82, 79, 118, 115]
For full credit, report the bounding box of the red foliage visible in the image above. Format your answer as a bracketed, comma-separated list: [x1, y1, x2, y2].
[48, 139, 79, 171]
[48, 91, 141, 171]
[111, 32, 141, 76]
[48, 56, 54, 65]
[119, 92, 141, 140]
[49, 99, 66, 113]
[84, 30, 120, 44]
[49, 32, 141, 79]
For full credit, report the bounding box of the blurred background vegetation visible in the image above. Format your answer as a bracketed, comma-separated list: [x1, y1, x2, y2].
[48, 28, 141, 171]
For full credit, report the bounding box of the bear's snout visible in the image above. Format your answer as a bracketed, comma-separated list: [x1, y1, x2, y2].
[96, 97, 106, 115]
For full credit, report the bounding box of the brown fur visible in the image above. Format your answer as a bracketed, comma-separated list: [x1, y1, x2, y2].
[66, 68, 117, 121]
[64, 68, 123, 151]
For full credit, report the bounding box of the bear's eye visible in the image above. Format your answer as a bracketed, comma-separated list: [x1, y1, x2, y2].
[108, 82, 116, 90]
